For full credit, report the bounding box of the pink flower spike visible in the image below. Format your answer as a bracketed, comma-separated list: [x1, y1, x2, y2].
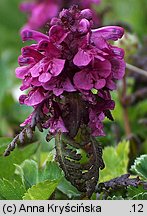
[16, 6, 125, 138]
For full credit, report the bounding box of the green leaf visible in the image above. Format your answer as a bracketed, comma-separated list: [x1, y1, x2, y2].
[0, 0, 26, 53]
[57, 178, 81, 199]
[15, 160, 39, 190]
[0, 137, 39, 179]
[0, 178, 26, 200]
[39, 161, 63, 182]
[15, 157, 80, 198]
[99, 140, 130, 182]
[132, 192, 147, 200]
[23, 180, 58, 200]
[127, 185, 146, 198]
[107, 195, 124, 200]
[15, 160, 63, 190]
[16, 158, 81, 199]
[102, 0, 147, 37]
[131, 155, 147, 179]
[39, 160, 80, 198]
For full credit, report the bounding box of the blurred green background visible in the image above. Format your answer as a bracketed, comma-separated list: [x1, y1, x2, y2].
[0, 0, 30, 137]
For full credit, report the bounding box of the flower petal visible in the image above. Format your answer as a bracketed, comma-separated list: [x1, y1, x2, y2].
[73, 49, 92, 66]
[49, 117, 68, 134]
[38, 40, 60, 57]
[111, 58, 126, 79]
[21, 29, 48, 42]
[78, 18, 90, 34]
[94, 60, 111, 78]
[28, 2, 59, 29]
[106, 78, 117, 90]
[92, 26, 124, 41]
[111, 45, 125, 59]
[31, 77, 42, 86]
[53, 88, 63, 96]
[74, 70, 93, 90]
[18, 56, 34, 66]
[94, 79, 106, 89]
[50, 58, 65, 76]
[15, 65, 31, 79]
[22, 46, 43, 61]
[24, 88, 45, 106]
[49, 25, 68, 44]
[20, 2, 36, 12]
[19, 94, 27, 104]
[29, 61, 43, 77]
[63, 78, 76, 92]
[39, 72, 52, 83]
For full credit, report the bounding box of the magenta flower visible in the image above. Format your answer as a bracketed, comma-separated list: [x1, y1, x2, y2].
[43, 116, 68, 134]
[42, 76, 76, 96]
[20, 0, 101, 30]
[20, 0, 61, 29]
[19, 87, 46, 106]
[88, 96, 115, 136]
[16, 6, 125, 137]
[16, 32, 66, 90]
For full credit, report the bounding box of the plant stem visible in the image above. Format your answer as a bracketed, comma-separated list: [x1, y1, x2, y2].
[126, 63, 147, 77]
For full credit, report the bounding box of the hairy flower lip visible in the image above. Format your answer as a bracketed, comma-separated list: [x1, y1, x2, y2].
[110, 45, 125, 59]
[21, 29, 48, 42]
[18, 56, 35, 66]
[92, 26, 124, 41]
